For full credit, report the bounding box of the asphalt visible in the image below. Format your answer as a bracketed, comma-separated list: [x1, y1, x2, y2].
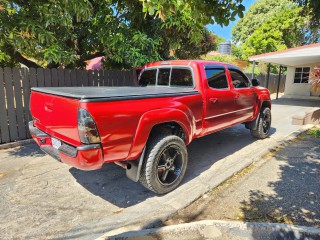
[0, 98, 319, 239]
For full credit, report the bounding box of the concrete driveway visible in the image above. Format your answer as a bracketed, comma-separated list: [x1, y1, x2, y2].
[0, 98, 318, 239]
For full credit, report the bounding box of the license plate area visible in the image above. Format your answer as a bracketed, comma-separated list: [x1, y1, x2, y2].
[51, 137, 61, 149]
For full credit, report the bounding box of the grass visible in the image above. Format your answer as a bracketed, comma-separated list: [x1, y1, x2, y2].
[306, 127, 320, 138]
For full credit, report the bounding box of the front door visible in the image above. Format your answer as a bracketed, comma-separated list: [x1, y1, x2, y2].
[227, 67, 256, 122]
[204, 66, 237, 133]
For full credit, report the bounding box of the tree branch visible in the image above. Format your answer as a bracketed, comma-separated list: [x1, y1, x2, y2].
[5, 44, 41, 68]
[47, 62, 60, 68]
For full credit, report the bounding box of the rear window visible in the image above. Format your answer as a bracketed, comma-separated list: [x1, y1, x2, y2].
[171, 68, 193, 87]
[158, 68, 171, 86]
[139, 69, 156, 86]
[139, 67, 193, 87]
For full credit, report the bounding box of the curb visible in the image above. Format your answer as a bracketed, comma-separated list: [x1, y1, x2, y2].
[96, 124, 316, 240]
[103, 220, 320, 240]
[0, 138, 34, 150]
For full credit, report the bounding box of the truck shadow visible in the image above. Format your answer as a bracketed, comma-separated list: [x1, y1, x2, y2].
[69, 125, 276, 208]
[69, 164, 156, 208]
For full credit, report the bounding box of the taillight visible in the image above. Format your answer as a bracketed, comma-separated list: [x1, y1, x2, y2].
[78, 108, 101, 144]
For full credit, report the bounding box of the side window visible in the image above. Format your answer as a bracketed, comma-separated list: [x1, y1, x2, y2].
[205, 68, 228, 89]
[294, 67, 310, 83]
[170, 68, 193, 87]
[158, 68, 170, 86]
[139, 69, 156, 86]
[229, 69, 250, 88]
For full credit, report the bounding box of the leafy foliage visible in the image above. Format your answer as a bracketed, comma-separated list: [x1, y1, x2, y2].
[174, 29, 217, 59]
[231, 0, 310, 60]
[0, 0, 245, 69]
[201, 53, 237, 65]
[232, 0, 295, 44]
[296, 0, 320, 42]
[240, 5, 307, 59]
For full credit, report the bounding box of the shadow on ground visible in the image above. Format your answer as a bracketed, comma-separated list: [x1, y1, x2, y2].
[69, 125, 276, 208]
[272, 98, 320, 107]
[69, 164, 156, 208]
[241, 136, 320, 231]
[6, 143, 45, 158]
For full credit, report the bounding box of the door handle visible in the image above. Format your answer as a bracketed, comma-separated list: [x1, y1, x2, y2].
[234, 94, 240, 99]
[210, 98, 218, 104]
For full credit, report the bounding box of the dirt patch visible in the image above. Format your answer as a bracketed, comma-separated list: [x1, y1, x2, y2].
[0, 172, 6, 179]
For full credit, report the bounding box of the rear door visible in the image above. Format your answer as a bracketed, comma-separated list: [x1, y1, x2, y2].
[227, 67, 256, 122]
[204, 65, 237, 133]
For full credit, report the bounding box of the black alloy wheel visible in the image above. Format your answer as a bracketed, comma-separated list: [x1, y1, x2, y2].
[139, 134, 188, 194]
[156, 145, 183, 185]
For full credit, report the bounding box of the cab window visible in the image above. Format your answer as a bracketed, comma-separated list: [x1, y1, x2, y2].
[139, 67, 193, 87]
[205, 68, 228, 89]
[139, 69, 156, 86]
[170, 68, 193, 87]
[158, 68, 171, 86]
[229, 69, 250, 88]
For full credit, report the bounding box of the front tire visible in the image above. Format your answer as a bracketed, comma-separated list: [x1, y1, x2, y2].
[251, 107, 271, 139]
[139, 135, 188, 194]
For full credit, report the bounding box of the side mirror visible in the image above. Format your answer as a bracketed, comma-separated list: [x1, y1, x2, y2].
[252, 78, 260, 87]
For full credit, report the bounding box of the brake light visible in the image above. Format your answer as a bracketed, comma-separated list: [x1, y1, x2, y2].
[78, 108, 101, 144]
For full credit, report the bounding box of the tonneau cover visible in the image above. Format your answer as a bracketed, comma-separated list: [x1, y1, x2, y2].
[32, 86, 199, 102]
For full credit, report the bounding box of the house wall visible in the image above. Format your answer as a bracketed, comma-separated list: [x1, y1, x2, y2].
[284, 63, 320, 97]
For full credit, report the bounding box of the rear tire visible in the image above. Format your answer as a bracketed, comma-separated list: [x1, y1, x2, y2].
[139, 135, 188, 194]
[251, 107, 271, 139]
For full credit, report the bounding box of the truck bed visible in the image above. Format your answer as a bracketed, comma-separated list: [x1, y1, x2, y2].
[32, 87, 199, 102]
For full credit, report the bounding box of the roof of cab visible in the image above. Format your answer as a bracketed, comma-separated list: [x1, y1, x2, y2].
[144, 60, 237, 69]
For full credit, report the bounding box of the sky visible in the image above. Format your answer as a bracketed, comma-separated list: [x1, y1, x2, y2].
[207, 0, 257, 41]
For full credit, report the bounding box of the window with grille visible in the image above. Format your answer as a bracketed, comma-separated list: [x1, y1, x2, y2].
[294, 67, 310, 83]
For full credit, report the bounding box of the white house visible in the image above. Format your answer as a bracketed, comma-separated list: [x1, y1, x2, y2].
[249, 43, 320, 99]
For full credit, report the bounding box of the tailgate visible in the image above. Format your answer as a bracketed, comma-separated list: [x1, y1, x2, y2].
[30, 91, 81, 146]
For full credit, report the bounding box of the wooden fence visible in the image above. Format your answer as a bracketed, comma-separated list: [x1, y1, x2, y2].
[246, 73, 286, 94]
[0, 67, 286, 145]
[0, 67, 136, 144]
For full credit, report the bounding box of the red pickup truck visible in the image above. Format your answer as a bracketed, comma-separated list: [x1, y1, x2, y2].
[29, 60, 271, 194]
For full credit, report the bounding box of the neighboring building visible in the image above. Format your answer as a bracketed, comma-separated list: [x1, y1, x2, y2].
[86, 56, 104, 70]
[249, 43, 320, 99]
[218, 41, 232, 55]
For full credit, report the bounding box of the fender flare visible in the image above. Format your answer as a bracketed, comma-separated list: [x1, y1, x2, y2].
[246, 98, 271, 131]
[126, 108, 194, 161]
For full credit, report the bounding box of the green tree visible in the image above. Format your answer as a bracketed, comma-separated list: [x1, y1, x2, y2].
[0, 0, 245, 69]
[240, 5, 307, 59]
[174, 28, 217, 59]
[295, 0, 320, 42]
[232, 0, 298, 44]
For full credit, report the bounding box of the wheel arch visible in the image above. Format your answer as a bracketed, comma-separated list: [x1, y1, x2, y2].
[260, 100, 271, 111]
[126, 108, 194, 161]
[246, 99, 271, 131]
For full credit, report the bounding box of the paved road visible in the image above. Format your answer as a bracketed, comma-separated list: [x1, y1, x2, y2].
[0, 98, 318, 239]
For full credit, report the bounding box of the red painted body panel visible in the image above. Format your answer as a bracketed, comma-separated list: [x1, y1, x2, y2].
[30, 91, 81, 146]
[29, 60, 271, 170]
[59, 148, 104, 170]
[80, 93, 203, 162]
[29, 129, 104, 170]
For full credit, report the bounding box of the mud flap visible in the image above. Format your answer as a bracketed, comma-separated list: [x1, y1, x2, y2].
[245, 112, 260, 131]
[126, 147, 146, 182]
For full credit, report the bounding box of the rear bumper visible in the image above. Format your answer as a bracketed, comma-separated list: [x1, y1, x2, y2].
[29, 121, 104, 170]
